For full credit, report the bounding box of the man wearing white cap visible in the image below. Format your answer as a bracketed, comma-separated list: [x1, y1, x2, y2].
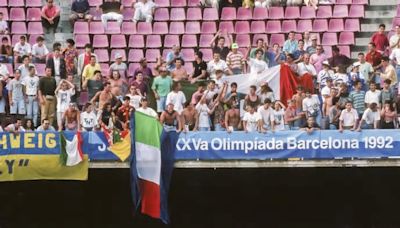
[226, 43, 245, 75]
[109, 52, 127, 77]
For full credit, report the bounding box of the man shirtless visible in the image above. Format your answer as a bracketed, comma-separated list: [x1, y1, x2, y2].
[182, 102, 198, 132]
[322, 88, 337, 119]
[60, 103, 81, 131]
[224, 99, 240, 133]
[171, 58, 188, 82]
[91, 82, 113, 110]
[160, 103, 182, 132]
[292, 86, 305, 112]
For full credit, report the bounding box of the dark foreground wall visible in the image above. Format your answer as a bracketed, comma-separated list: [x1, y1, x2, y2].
[1, 168, 400, 228]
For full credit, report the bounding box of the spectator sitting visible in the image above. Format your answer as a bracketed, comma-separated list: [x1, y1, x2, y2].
[226, 43, 245, 74]
[381, 101, 396, 129]
[254, 0, 270, 8]
[46, 47, 67, 84]
[389, 25, 400, 50]
[80, 103, 98, 131]
[190, 83, 205, 106]
[82, 55, 101, 82]
[287, 0, 303, 6]
[273, 101, 286, 131]
[242, 0, 254, 8]
[371, 24, 389, 54]
[0, 37, 12, 63]
[133, 58, 153, 81]
[332, 65, 349, 87]
[250, 38, 266, 59]
[293, 40, 306, 63]
[348, 62, 366, 91]
[5, 118, 25, 133]
[328, 46, 351, 69]
[366, 42, 382, 71]
[207, 51, 231, 80]
[339, 101, 358, 132]
[132, 0, 156, 23]
[41, 0, 61, 33]
[70, 0, 92, 27]
[36, 118, 56, 131]
[283, 31, 298, 55]
[243, 105, 262, 133]
[166, 45, 183, 71]
[356, 52, 373, 84]
[210, 30, 231, 61]
[98, 0, 124, 30]
[200, 0, 219, 9]
[297, 53, 317, 78]
[0, 12, 8, 34]
[357, 103, 380, 130]
[13, 36, 32, 64]
[300, 117, 320, 135]
[310, 45, 327, 73]
[32, 36, 49, 64]
[18, 55, 36, 80]
[24, 119, 34, 131]
[380, 56, 397, 87]
[304, 0, 318, 9]
[189, 51, 207, 83]
[306, 34, 318, 54]
[266, 43, 286, 68]
[77, 44, 98, 78]
[171, 58, 188, 81]
[0, 60, 9, 80]
[303, 32, 311, 50]
[152, 67, 173, 113]
[109, 52, 128, 78]
[284, 53, 298, 74]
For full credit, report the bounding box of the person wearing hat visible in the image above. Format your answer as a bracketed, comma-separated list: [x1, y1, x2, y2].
[109, 52, 127, 77]
[226, 43, 245, 75]
[348, 62, 366, 90]
[316, 60, 334, 90]
[306, 34, 318, 54]
[152, 66, 172, 114]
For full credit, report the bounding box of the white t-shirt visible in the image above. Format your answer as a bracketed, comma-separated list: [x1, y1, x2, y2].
[134, 1, 156, 15]
[361, 108, 380, 125]
[273, 109, 285, 131]
[0, 63, 9, 78]
[365, 90, 381, 105]
[0, 20, 7, 32]
[166, 91, 186, 114]
[13, 42, 32, 56]
[196, 103, 211, 128]
[320, 86, 331, 103]
[243, 111, 261, 132]
[80, 111, 98, 128]
[257, 106, 275, 128]
[127, 94, 142, 109]
[249, 58, 268, 75]
[339, 108, 359, 127]
[21, 75, 39, 96]
[207, 60, 228, 79]
[302, 95, 320, 117]
[317, 69, 334, 87]
[56, 88, 75, 112]
[297, 62, 317, 76]
[137, 107, 158, 118]
[32, 43, 49, 57]
[332, 73, 349, 86]
[390, 34, 400, 49]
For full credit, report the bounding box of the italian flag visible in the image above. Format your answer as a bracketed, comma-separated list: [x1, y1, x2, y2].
[60, 131, 84, 166]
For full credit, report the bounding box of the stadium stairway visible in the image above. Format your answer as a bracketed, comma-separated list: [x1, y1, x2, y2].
[352, 0, 397, 58]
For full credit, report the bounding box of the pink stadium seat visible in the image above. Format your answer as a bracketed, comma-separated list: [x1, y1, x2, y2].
[352, 0, 368, 4]
[105, 22, 121, 34]
[349, 5, 364, 18]
[268, 7, 284, 19]
[128, 63, 140, 77]
[236, 34, 250, 47]
[297, 20, 312, 33]
[154, 8, 169, 21]
[328, 19, 344, 32]
[332, 5, 348, 18]
[171, 0, 187, 7]
[94, 49, 110, 62]
[253, 7, 268, 20]
[111, 49, 126, 61]
[252, 34, 268, 46]
[12, 22, 27, 34]
[266, 20, 281, 33]
[74, 22, 89, 34]
[188, 0, 200, 6]
[235, 21, 250, 34]
[146, 35, 162, 48]
[93, 35, 109, 48]
[10, 8, 25, 21]
[170, 8, 186, 21]
[0, 0, 6, 6]
[251, 21, 265, 34]
[295, 33, 302, 41]
[221, 7, 236, 21]
[282, 20, 297, 33]
[110, 34, 126, 48]
[201, 21, 217, 34]
[145, 49, 160, 62]
[285, 6, 300, 19]
[36, 64, 46, 77]
[79, 91, 89, 106]
[182, 35, 197, 47]
[269, 34, 285, 46]
[323, 46, 332, 58]
[336, 0, 352, 4]
[28, 22, 44, 34]
[137, 22, 152, 34]
[169, 22, 185, 34]
[322, 33, 338, 46]
[187, 8, 202, 21]
[300, 6, 316, 19]
[199, 48, 212, 61]
[12, 35, 20, 46]
[89, 0, 102, 7]
[162, 49, 171, 59]
[121, 0, 134, 7]
[129, 49, 144, 62]
[203, 8, 219, 21]
[0, 8, 8, 20]
[312, 19, 328, 32]
[155, 0, 170, 7]
[28, 34, 41, 45]
[182, 49, 195, 61]
[100, 63, 110, 77]
[199, 34, 213, 47]
[338, 45, 350, 57]
[338, 32, 355, 45]
[218, 21, 234, 34]
[89, 8, 102, 21]
[237, 7, 252, 20]
[184, 62, 194, 74]
[316, 6, 332, 19]
[8, 0, 24, 7]
[153, 22, 168, 35]
[121, 22, 136, 34]
[89, 22, 105, 34]
[27, 8, 42, 21]
[129, 35, 145, 48]
[164, 34, 180, 48]
[344, 19, 360, 31]
[74, 35, 90, 48]
[185, 21, 201, 34]
[122, 8, 135, 21]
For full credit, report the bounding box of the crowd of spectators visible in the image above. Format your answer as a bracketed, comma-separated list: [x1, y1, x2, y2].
[0, 0, 397, 134]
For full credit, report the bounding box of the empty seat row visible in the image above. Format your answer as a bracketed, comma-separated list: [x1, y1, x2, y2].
[0, 0, 42, 8]
[0, 7, 41, 21]
[10, 21, 43, 34]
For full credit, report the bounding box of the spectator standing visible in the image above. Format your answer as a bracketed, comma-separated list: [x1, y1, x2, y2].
[171, 58, 188, 81]
[0, 37, 12, 63]
[189, 51, 207, 83]
[0, 61, 9, 80]
[131, 72, 148, 96]
[117, 96, 135, 122]
[36, 118, 56, 131]
[226, 43, 245, 74]
[273, 101, 286, 131]
[82, 70, 103, 101]
[243, 105, 262, 133]
[390, 25, 400, 50]
[126, 85, 142, 109]
[349, 80, 366, 118]
[210, 31, 231, 60]
[356, 53, 374, 84]
[328, 46, 351, 68]
[293, 40, 306, 62]
[257, 98, 275, 132]
[283, 31, 298, 55]
[328, 97, 341, 130]
[357, 103, 380, 130]
[132, 0, 156, 23]
[109, 52, 128, 78]
[246, 48, 268, 76]
[41, 0, 61, 33]
[8, 70, 26, 118]
[284, 99, 303, 130]
[133, 58, 153, 81]
[46, 47, 67, 84]
[302, 90, 321, 126]
[22, 66, 40, 127]
[160, 103, 182, 132]
[55, 80, 75, 129]
[380, 79, 394, 105]
[5, 119, 25, 132]
[297, 53, 317, 82]
[80, 103, 98, 131]
[366, 42, 382, 70]
[389, 45, 400, 84]
[13, 36, 31, 64]
[317, 61, 334, 89]
[63, 39, 79, 75]
[370, 24, 389, 54]
[82, 55, 101, 82]
[266, 43, 286, 68]
[166, 82, 186, 114]
[77, 44, 98, 78]
[339, 101, 358, 132]
[249, 38, 267, 59]
[18, 55, 36, 80]
[195, 93, 217, 131]
[300, 117, 320, 134]
[152, 67, 172, 114]
[0, 12, 8, 34]
[310, 45, 327, 73]
[379, 56, 397, 87]
[166, 45, 183, 71]
[98, 0, 124, 30]
[38, 67, 57, 125]
[61, 103, 80, 131]
[31, 36, 49, 63]
[207, 52, 231, 80]
[137, 97, 158, 118]
[70, 0, 92, 27]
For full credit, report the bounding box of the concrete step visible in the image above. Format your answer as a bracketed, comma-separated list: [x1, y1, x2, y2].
[369, 0, 397, 5]
[365, 9, 396, 19]
[355, 37, 370, 46]
[361, 23, 393, 32]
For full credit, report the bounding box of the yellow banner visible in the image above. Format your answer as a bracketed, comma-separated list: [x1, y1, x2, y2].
[0, 154, 89, 182]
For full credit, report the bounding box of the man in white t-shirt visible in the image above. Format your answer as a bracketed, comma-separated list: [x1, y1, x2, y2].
[339, 101, 358, 132]
[166, 82, 186, 114]
[297, 53, 317, 77]
[390, 25, 400, 50]
[317, 61, 334, 89]
[137, 97, 158, 118]
[243, 105, 262, 133]
[257, 98, 275, 132]
[55, 79, 75, 129]
[320, 78, 333, 103]
[365, 82, 381, 107]
[22, 65, 40, 127]
[32, 36, 49, 63]
[356, 52, 374, 84]
[18, 55, 37, 80]
[132, 0, 156, 23]
[207, 52, 231, 80]
[80, 103, 98, 131]
[247, 48, 268, 75]
[13, 36, 32, 64]
[195, 94, 217, 131]
[302, 90, 321, 126]
[0, 12, 8, 34]
[0, 62, 9, 80]
[357, 102, 380, 130]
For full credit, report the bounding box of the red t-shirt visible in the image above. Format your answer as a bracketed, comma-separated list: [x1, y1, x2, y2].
[371, 32, 389, 52]
[83, 53, 91, 67]
[366, 50, 382, 67]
